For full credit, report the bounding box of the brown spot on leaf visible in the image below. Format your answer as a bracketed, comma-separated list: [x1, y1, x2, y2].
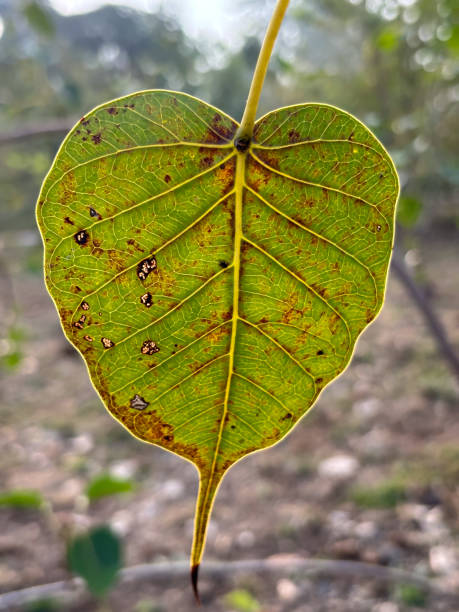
[130, 394, 149, 410]
[74, 230, 89, 245]
[106, 107, 118, 115]
[92, 133, 102, 144]
[140, 292, 152, 308]
[89, 207, 101, 219]
[64, 217, 74, 225]
[101, 337, 115, 349]
[201, 156, 214, 168]
[84, 335, 93, 342]
[210, 112, 234, 141]
[164, 174, 171, 183]
[141, 340, 160, 355]
[317, 349, 324, 356]
[73, 314, 86, 329]
[288, 129, 300, 143]
[81, 301, 89, 310]
[127, 238, 144, 254]
[137, 256, 157, 281]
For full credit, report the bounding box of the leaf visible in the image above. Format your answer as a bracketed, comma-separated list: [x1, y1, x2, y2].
[0, 489, 44, 510]
[37, 90, 399, 570]
[351, 480, 406, 509]
[86, 473, 135, 502]
[224, 589, 261, 612]
[396, 584, 428, 608]
[67, 525, 122, 597]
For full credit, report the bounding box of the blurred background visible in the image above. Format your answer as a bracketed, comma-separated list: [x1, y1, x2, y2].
[0, 0, 458, 610]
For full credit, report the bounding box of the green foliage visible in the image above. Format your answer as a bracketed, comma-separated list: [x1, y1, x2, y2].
[224, 588, 261, 612]
[86, 473, 135, 502]
[351, 481, 406, 509]
[396, 583, 428, 607]
[0, 489, 44, 510]
[377, 26, 401, 52]
[67, 525, 122, 597]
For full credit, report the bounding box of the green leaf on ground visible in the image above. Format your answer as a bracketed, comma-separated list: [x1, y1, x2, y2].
[0, 489, 44, 510]
[37, 90, 399, 566]
[86, 473, 135, 502]
[25, 600, 59, 612]
[351, 480, 406, 509]
[224, 588, 261, 612]
[67, 525, 122, 597]
[396, 584, 428, 607]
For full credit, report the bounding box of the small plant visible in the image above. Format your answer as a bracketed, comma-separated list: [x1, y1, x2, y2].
[67, 524, 123, 598]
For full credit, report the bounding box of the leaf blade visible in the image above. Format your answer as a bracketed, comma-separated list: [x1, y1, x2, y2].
[37, 91, 398, 573]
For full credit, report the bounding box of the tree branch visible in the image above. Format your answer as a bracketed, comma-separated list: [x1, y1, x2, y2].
[0, 557, 456, 610]
[391, 254, 459, 381]
[0, 120, 75, 146]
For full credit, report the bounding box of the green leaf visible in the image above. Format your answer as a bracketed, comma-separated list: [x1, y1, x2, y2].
[25, 600, 59, 612]
[37, 90, 398, 568]
[86, 473, 135, 502]
[224, 588, 261, 612]
[396, 584, 428, 607]
[351, 481, 406, 509]
[0, 489, 44, 510]
[67, 525, 122, 597]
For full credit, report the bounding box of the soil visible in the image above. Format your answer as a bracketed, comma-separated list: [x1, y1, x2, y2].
[0, 233, 458, 612]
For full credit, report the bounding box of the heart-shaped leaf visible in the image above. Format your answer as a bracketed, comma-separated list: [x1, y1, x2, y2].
[37, 90, 398, 572]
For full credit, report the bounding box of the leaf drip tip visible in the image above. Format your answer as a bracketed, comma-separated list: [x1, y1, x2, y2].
[191, 563, 201, 605]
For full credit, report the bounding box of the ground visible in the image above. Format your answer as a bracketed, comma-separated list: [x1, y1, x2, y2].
[0, 232, 458, 612]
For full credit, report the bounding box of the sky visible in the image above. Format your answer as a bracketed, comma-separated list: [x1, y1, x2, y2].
[48, 0, 244, 46]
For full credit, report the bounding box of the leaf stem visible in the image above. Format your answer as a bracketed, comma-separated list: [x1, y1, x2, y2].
[236, 0, 290, 144]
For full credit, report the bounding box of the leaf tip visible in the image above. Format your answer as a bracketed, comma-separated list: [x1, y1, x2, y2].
[191, 563, 201, 605]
